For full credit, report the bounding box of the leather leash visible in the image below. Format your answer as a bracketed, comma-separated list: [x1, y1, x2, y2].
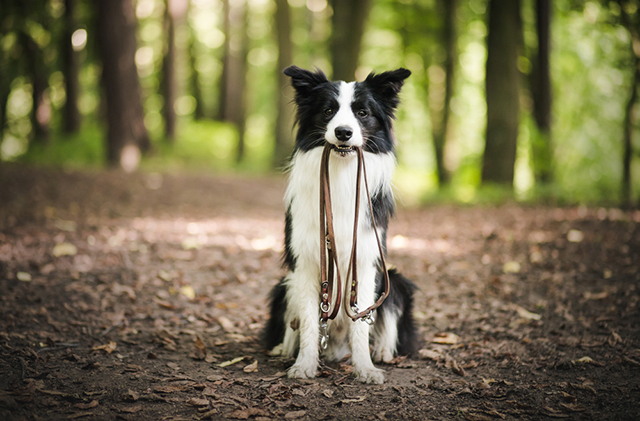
[318, 143, 391, 349]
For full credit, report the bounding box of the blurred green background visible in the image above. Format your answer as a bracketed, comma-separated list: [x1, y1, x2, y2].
[0, 0, 639, 206]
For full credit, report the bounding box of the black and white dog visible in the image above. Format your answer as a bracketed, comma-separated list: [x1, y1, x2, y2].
[264, 66, 417, 384]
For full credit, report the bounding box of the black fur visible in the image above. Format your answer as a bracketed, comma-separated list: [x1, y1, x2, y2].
[376, 268, 419, 356]
[263, 278, 287, 351]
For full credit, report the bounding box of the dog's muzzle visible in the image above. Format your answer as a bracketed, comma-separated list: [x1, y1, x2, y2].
[331, 144, 355, 157]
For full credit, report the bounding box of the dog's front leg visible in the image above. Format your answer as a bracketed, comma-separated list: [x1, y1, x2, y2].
[349, 262, 385, 384]
[285, 261, 321, 379]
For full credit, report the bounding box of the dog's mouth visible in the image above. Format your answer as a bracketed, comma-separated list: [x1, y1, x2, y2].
[331, 144, 355, 157]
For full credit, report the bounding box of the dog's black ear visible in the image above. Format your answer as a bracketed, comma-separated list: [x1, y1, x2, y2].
[364, 68, 411, 99]
[283, 66, 329, 94]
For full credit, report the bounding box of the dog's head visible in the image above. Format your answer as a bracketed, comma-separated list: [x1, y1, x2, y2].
[284, 66, 410, 156]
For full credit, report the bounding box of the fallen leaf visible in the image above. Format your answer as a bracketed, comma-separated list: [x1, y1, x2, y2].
[567, 229, 584, 242]
[92, 341, 117, 354]
[515, 306, 541, 321]
[418, 349, 442, 361]
[575, 356, 593, 364]
[341, 396, 366, 404]
[322, 389, 333, 398]
[53, 242, 78, 257]
[120, 405, 143, 413]
[186, 397, 210, 407]
[217, 316, 235, 332]
[17, 272, 32, 282]
[122, 389, 139, 401]
[502, 261, 521, 273]
[218, 356, 246, 368]
[198, 408, 219, 419]
[243, 360, 258, 373]
[67, 412, 94, 419]
[559, 402, 586, 412]
[228, 408, 268, 419]
[584, 291, 608, 300]
[445, 355, 465, 376]
[432, 332, 459, 345]
[180, 285, 196, 300]
[192, 336, 207, 360]
[73, 400, 99, 410]
[284, 410, 307, 419]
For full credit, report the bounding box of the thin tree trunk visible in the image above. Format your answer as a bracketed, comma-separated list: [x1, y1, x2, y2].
[482, 0, 522, 186]
[217, 0, 248, 163]
[530, 0, 552, 184]
[432, 0, 457, 186]
[22, 32, 50, 143]
[96, 0, 150, 171]
[162, 0, 177, 141]
[329, 0, 372, 81]
[62, 0, 81, 134]
[162, 0, 188, 141]
[622, 63, 639, 206]
[187, 15, 205, 120]
[273, 0, 294, 168]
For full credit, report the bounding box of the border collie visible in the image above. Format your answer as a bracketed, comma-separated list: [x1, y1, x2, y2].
[264, 66, 418, 384]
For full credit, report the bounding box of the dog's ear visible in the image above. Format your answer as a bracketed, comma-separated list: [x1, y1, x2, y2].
[283, 66, 329, 94]
[364, 68, 411, 99]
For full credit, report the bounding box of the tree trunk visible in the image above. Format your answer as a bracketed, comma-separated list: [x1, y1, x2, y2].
[217, 0, 248, 163]
[161, 0, 188, 141]
[273, 0, 294, 168]
[187, 15, 205, 120]
[622, 64, 639, 207]
[432, 0, 457, 186]
[618, 0, 640, 207]
[62, 0, 81, 134]
[22, 32, 50, 143]
[96, 0, 150, 171]
[481, 0, 521, 186]
[530, 0, 552, 184]
[329, 0, 372, 81]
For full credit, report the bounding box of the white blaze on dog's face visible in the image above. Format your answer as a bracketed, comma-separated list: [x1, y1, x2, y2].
[324, 82, 363, 150]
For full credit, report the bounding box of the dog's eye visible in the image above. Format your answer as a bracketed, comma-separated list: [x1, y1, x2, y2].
[324, 108, 334, 116]
[357, 109, 369, 118]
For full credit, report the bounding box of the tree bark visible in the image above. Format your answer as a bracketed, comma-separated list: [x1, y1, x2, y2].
[62, 0, 81, 134]
[21, 31, 50, 143]
[329, 0, 372, 81]
[217, 0, 248, 163]
[161, 0, 188, 141]
[96, 0, 150, 171]
[481, 0, 522, 186]
[530, 0, 552, 184]
[273, 0, 294, 168]
[187, 13, 205, 120]
[432, 0, 457, 186]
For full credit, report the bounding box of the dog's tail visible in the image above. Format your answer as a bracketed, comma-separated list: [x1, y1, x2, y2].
[263, 278, 287, 351]
[380, 268, 420, 356]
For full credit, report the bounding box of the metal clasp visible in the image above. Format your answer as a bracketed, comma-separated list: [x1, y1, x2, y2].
[319, 318, 329, 350]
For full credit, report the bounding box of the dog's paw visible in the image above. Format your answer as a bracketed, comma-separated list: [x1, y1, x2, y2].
[268, 343, 284, 357]
[353, 366, 385, 384]
[372, 347, 394, 364]
[287, 363, 317, 379]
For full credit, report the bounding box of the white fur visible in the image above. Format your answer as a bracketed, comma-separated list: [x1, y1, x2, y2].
[279, 146, 395, 384]
[325, 82, 363, 147]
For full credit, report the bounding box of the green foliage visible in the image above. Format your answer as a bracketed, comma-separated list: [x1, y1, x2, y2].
[1, 0, 639, 206]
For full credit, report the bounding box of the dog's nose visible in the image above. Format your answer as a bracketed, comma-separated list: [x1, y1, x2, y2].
[334, 126, 353, 142]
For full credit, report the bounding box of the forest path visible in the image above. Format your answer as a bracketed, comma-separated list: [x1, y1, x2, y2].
[1, 165, 639, 420]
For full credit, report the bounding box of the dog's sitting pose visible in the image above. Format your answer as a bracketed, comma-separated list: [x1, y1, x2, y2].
[264, 66, 417, 384]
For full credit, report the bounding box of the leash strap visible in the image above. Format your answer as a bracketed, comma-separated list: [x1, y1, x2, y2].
[319, 144, 390, 329]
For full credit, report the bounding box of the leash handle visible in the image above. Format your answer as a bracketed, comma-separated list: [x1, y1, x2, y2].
[319, 144, 390, 326]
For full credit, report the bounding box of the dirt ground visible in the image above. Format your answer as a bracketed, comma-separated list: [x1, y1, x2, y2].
[0, 165, 639, 421]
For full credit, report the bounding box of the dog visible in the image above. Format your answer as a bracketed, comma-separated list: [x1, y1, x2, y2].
[264, 66, 418, 384]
